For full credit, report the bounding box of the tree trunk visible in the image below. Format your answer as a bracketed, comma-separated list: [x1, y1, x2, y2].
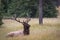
[0, 0, 3, 25]
[0, 16, 3, 25]
[39, 0, 43, 24]
[57, 0, 60, 18]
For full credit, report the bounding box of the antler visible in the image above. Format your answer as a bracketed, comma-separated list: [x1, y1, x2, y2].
[14, 17, 31, 24]
[12, 14, 31, 24]
[11, 14, 23, 23]
[24, 17, 31, 23]
[15, 18, 22, 23]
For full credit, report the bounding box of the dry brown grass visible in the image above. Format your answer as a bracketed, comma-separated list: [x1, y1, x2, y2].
[0, 18, 60, 40]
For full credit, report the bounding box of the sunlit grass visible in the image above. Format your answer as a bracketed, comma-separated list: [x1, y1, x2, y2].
[0, 18, 60, 40]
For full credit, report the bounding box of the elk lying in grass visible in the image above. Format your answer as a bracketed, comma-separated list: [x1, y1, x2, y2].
[6, 17, 31, 37]
[6, 30, 23, 37]
[14, 17, 31, 35]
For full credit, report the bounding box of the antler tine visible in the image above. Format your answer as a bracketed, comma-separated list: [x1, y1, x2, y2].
[16, 18, 23, 23]
[16, 18, 20, 22]
[11, 14, 23, 23]
[13, 16, 23, 23]
[22, 18, 26, 22]
[25, 17, 31, 23]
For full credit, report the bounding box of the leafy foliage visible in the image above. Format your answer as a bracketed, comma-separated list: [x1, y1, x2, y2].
[0, 0, 57, 18]
[43, 0, 57, 18]
[0, 0, 58, 25]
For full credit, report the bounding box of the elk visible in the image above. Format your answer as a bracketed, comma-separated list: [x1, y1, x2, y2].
[6, 16, 31, 37]
[14, 17, 31, 35]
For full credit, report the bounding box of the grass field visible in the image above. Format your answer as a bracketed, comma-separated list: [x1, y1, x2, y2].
[0, 18, 60, 40]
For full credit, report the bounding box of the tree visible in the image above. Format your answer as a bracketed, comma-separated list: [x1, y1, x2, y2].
[0, 14, 3, 25]
[57, 0, 60, 18]
[39, 0, 43, 24]
[1, 0, 57, 18]
[43, 0, 57, 18]
[0, 0, 3, 25]
[0, 0, 58, 25]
